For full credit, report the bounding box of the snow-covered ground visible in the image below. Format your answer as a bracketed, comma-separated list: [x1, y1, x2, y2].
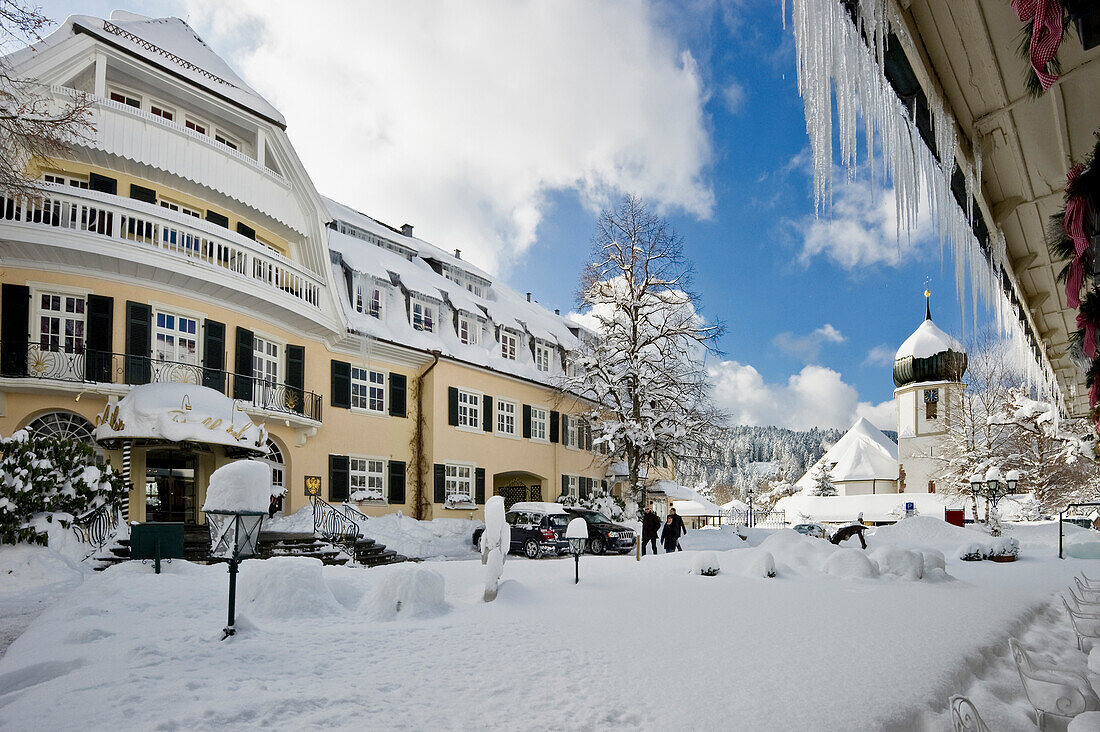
[0, 518, 1097, 730]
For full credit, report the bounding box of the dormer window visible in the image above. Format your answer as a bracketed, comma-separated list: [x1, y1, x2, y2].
[412, 299, 434, 332]
[356, 282, 383, 319]
[459, 314, 480, 345]
[501, 331, 518, 360]
[467, 282, 483, 298]
[535, 342, 552, 372]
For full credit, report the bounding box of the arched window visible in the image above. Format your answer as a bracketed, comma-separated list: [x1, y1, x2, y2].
[264, 439, 285, 493]
[24, 411, 96, 444]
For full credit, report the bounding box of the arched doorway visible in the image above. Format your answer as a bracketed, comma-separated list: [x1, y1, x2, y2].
[493, 471, 546, 509]
[144, 449, 197, 523]
[262, 438, 287, 516]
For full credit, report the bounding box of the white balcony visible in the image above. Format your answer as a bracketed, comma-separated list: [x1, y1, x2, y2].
[0, 183, 323, 311]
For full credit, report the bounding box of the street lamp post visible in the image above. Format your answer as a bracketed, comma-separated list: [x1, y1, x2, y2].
[206, 508, 266, 639]
[566, 517, 588, 584]
[969, 467, 1019, 535]
[745, 486, 755, 528]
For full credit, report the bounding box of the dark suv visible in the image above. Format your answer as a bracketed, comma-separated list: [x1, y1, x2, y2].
[471, 502, 570, 558]
[565, 508, 636, 554]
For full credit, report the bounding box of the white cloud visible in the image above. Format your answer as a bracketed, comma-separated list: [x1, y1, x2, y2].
[772, 323, 845, 362]
[182, 0, 714, 274]
[721, 80, 745, 115]
[795, 178, 934, 270]
[709, 360, 896, 432]
[864, 344, 896, 367]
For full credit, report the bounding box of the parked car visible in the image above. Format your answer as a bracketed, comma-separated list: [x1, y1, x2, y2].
[564, 508, 636, 554]
[792, 522, 829, 540]
[471, 502, 570, 558]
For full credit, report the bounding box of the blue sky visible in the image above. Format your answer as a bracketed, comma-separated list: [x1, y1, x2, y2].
[31, 0, 969, 430]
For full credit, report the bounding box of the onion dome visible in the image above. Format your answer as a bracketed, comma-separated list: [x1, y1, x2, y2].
[892, 296, 967, 387]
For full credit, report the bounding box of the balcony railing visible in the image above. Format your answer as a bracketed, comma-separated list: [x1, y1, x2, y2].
[0, 185, 321, 309]
[0, 342, 322, 422]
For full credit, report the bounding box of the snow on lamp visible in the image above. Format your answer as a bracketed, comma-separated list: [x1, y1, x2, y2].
[1005, 469, 1020, 493]
[566, 517, 589, 585]
[202, 460, 272, 639]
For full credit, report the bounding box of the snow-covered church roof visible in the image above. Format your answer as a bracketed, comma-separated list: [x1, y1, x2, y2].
[893, 304, 968, 388]
[794, 417, 898, 491]
[7, 11, 286, 127]
[895, 318, 965, 361]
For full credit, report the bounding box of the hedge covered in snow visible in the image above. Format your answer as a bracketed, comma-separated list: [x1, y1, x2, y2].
[0, 431, 127, 545]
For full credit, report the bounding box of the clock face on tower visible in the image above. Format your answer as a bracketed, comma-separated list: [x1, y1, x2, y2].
[923, 389, 938, 403]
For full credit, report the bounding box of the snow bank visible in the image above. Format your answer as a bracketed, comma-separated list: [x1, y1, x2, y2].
[0, 543, 85, 593]
[201, 460, 272, 514]
[1063, 524, 1100, 559]
[867, 546, 923, 580]
[365, 566, 448, 620]
[237, 557, 343, 619]
[263, 504, 315, 533]
[824, 548, 879, 579]
[690, 551, 720, 576]
[359, 513, 479, 560]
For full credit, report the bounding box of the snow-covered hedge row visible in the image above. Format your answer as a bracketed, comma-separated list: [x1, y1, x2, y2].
[0, 431, 127, 545]
[958, 537, 1020, 561]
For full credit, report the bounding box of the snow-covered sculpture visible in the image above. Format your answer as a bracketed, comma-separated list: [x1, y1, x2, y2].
[480, 495, 510, 602]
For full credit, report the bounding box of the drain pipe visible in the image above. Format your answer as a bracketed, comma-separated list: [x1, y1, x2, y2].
[411, 350, 441, 520]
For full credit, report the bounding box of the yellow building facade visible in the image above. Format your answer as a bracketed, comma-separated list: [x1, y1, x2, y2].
[0, 11, 630, 526]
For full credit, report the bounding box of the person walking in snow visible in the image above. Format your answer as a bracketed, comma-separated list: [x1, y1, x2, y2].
[641, 503, 661, 556]
[662, 507, 687, 553]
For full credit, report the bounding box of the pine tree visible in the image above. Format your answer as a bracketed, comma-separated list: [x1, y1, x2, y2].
[811, 461, 838, 496]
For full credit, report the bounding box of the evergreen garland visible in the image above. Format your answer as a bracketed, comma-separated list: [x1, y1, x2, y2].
[1016, 17, 1068, 97]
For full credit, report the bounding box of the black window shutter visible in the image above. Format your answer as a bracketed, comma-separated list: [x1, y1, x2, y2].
[580, 477, 590, 499]
[285, 345, 305, 415]
[129, 184, 156, 205]
[522, 404, 532, 438]
[549, 411, 559, 443]
[584, 420, 593, 451]
[88, 172, 117, 195]
[434, 464, 446, 503]
[124, 301, 151, 385]
[448, 386, 459, 426]
[206, 210, 229, 228]
[482, 395, 493, 432]
[561, 474, 569, 498]
[236, 222, 256, 240]
[561, 414, 569, 444]
[388, 460, 406, 504]
[202, 320, 226, 392]
[388, 373, 407, 417]
[84, 295, 113, 382]
[475, 468, 486, 504]
[233, 327, 253, 400]
[0, 284, 29, 377]
[330, 360, 350, 408]
[329, 454, 349, 502]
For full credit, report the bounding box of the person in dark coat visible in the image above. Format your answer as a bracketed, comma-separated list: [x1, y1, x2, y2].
[661, 507, 687, 552]
[641, 504, 661, 556]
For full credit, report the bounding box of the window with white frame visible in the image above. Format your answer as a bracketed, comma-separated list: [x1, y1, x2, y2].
[501, 331, 517, 360]
[562, 475, 579, 499]
[411, 299, 434, 332]
[466, 282, 484, 298]
[42, 173, 88, 189]
[530, 406, 548, 441]
[356, 283, 383, 319]
[185, 117, 208, 135]
[565, 416, 578, 448]
[149, 101, 174, 121]
[535, 342, 552, 372]
[37, 292, 85, 353]
[459, 315, 480, 345]
[351, 367, 386, 413]
[253, 335, 280, 387]
[445, 464, 473, 502]
[496, 399, 517, 436]
[350, 457, 386, 501]
[457, 389, 481, 429]
[154, 311, 199, 366]
[160, 199, 201, 218]
[108, 87, 141, 108]
[215, 130, 239, 150]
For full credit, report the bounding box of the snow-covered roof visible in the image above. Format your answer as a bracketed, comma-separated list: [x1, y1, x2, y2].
[720, 498, 749, 512]
[508, 502, 567, 515]
[895, 318, 965, 361]
[93, 383, 267, 452]
[9, 12, 286, 127]
[654, 481, 722, 514]
[671, 499, 723, 516]
[795, 417, 898, 491]
[776, 492, 975, 523]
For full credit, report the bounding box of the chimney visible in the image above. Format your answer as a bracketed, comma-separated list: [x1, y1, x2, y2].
[401, 223, 413, 237]
[554, 309, 560, 315]
[454, 249, 461, 259]
[526, 292, 532, 302]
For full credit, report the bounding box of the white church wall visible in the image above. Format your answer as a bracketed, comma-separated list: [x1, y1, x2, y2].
[839, 479, 899, 496]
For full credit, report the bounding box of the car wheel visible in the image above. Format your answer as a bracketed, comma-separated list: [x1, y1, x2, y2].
[588, 538, 605, 555]
[523, 539, 541, 559]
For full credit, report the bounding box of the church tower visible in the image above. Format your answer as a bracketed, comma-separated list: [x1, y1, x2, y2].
[892, 294, 967, 494]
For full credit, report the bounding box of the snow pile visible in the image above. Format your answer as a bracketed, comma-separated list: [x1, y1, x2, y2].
[263, 504, 315, 533]
[957, 537, 1020, 561]
[355, 513, 479, 560]
[201, 460, 272, 514]
[690, 551, 720, 576]
[1063, 524, 1100, 559]
[824, 548, 878, 579]
[867, 546, 923, 580]
[94, 383, 267, 451]
[0, 543, 85, 592]
[365, 566, 448, 621]
[871, 515, 983, 552]
[237, 557, 342, 619]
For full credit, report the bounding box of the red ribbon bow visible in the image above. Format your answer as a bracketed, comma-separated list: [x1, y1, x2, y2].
[1065, 164, 1090, 308]
[1079, 310, 1097, 360]
[1012, 0, 1064, 91]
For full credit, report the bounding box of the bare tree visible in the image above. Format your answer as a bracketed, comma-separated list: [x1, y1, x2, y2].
[565, 195, 724, 518]
[0, 1, 93, 196]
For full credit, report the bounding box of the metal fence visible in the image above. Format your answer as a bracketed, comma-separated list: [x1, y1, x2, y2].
[724, 508, 786, 529]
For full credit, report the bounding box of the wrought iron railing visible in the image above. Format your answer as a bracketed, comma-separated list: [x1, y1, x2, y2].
[312, 495, 362, 546]
[341, 502, 370, 527]
[0, 341, 322, 422]
[71, 503, 120, 551]
[725, 508, 786, 529]
[0, 185, 320, 308]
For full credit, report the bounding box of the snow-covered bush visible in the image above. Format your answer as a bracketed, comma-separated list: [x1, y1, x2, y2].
[0, 430, 126, 545]
[1016, 495, 1044, 522]
[691, 551, 720, 576]
[557, 490, 626, 521]
[956, 537, 1020, 561]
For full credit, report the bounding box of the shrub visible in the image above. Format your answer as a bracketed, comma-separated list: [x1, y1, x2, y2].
[0, 430, 127, 545]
